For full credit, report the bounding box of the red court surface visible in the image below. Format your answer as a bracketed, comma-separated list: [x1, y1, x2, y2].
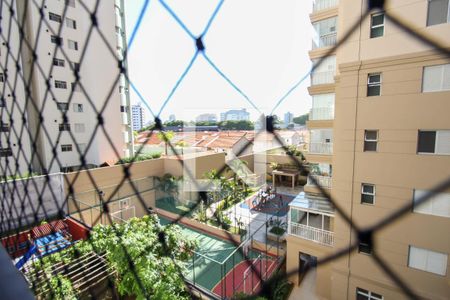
[212, 258, 278, 298]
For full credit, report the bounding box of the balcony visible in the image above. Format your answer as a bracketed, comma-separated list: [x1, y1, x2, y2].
[307, 174, 332, 189]
[288, 193, 335, 247]
[311, 71, 335, 85]
[289, 222, 334, 246]
[313, 0, 339, 12]
[312, 32, 337, 49]
[310, 107, 334, 120]
[309, 142, 333, 154]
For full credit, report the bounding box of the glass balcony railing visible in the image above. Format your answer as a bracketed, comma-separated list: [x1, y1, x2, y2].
[313, 0, 339, 12]
[312, 32, 337, 49]
[309, 142, 333, 154]
[311, 71, 335, 85]
[307, 174, 332, 189]
[310, 107, 334, 120]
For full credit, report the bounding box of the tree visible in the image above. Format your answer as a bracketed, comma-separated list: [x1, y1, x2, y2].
[218, 120, 254, 130]
[157, 131, 175, 155]
[164, 120, 185, 127]
[293, 113, 309, 125]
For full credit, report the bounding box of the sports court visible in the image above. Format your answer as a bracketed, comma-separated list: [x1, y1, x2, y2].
[159, 216, 278, 298]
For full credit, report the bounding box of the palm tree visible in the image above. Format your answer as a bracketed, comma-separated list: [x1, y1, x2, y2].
[157, 130, 175, 155]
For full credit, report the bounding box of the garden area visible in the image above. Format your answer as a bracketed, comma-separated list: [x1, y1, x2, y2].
[155, 168, 255, 237]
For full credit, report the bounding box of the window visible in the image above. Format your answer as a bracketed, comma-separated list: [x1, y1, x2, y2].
[66, 0, 75, 7]
[367, 73, 381, 96]
[0, 148, 12, 157]
[414, 190, 450, 218]
[53, 58, 65, 67]
[370, 12, 384, 38]
[71, 62, 80, 72]
[78, 143, 87, 152]
[68, 39, 78, 50]
[59, 123, 71, 131]
[364, 130, 378, 152]
[422, 64, 450, 92]
[427, 0, 450, 26]
[358, 241, 372, 254]
[50, 35, 63, 45]
[0, 123, 10, 132]
[73, 103, 83, 112]
[417, 130, 450, 154]
[408, 246, 448, 276]
[74, 123, 85, 133]
[61, 144, 73, 152]
[49, 12, 62, 23]
[361, 184, 375, 204]
[54, 80, 67, 89]
[66, 18, 77, 29]
[71, 82, 81, 92]
[0, 73, 4, 82]
[356, 288, 383, 300]
[56, 102, 68, 111]
[0, 97, 5, 107]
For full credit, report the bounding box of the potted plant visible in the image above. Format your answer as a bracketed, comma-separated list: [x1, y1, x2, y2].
[267, 219, 287, 242]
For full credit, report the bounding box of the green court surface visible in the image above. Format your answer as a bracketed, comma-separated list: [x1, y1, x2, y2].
[159, 216, 260, 293]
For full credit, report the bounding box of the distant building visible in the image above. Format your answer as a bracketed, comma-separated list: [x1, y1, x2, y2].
[196, 113, 217, 123]
[131, 104, 145, 131]
[169, 114, 176, 122]
[284, 112, 294, 128]
[220, 109, 250, 121]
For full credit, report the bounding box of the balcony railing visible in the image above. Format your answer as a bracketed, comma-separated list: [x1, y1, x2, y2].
[288, 222, 334, 246]
[307, 174, 332, 189]
[313, 0, 339, 12]
[312, 32, 337, 49]
[311, 71, 335, 85]
[309, 142, 333, 154]
[310, 107, 334, 120]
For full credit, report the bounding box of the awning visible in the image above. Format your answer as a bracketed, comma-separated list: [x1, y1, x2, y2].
[288, 192, 334, 215]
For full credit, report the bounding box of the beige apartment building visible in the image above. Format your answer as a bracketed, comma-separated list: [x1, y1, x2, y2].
[287, 0, 450, 299]
[0, 0, 133, 175]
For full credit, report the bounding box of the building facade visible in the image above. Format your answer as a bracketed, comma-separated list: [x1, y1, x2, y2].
[220, 109, 250, 121]
[132, 104, 145, 131]
[284, 111, 294, 128]
[287, 1, 450, 299]
[0, 0, 133, 175]
[196, 113, 217, 123]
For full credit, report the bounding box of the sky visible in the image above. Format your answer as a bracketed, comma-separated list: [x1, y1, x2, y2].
[124, 0, 313, 123]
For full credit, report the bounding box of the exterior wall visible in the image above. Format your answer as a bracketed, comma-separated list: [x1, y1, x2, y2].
[331, 1, 450, 299]
[0, 0, 33, 176]
[15, 0, 132, 174]
[286, 235, 333, 298]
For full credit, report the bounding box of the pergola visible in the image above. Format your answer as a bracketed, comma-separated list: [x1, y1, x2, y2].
[272, 169, 300, 189]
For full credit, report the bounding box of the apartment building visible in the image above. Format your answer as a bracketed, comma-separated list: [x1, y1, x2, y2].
[132, 104, 145, 131]
[0, 0, 133, 175]
[287, 1, 450, 299]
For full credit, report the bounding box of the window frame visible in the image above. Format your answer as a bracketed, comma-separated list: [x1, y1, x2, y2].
[370, 12, 385, 38]
[367, 73, 382, 96]
[361, 183, 376, 205]
[0, 147, 13, 157]
[61, 144, 73, 152]
[49, 12, 62, 23]
[56, 102, 69, 111]
[364, 130, 378, 152]
[413, 189, 450, 218]
[50, 35, 63, 45]
[426, 0, 450, 26]
[54, 80, 67, 89]
[68, 39, 79, 50]
[417, 130, 450, 155]
[0, 73, 4, 82]
[66, 0, 76, 8]
[422, 64, 450, 93]
[52, 58, 65, 67]
[0, 122, 10, 132]
[66, 18, 77, 29]
[356, 287, 383, 300]
[408, 245, 448, 276]
[73, 103, 83, 112]
[59, 123, 71, 132]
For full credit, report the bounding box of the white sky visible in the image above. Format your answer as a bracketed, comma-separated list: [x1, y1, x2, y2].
[125, 0, 313, 123]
